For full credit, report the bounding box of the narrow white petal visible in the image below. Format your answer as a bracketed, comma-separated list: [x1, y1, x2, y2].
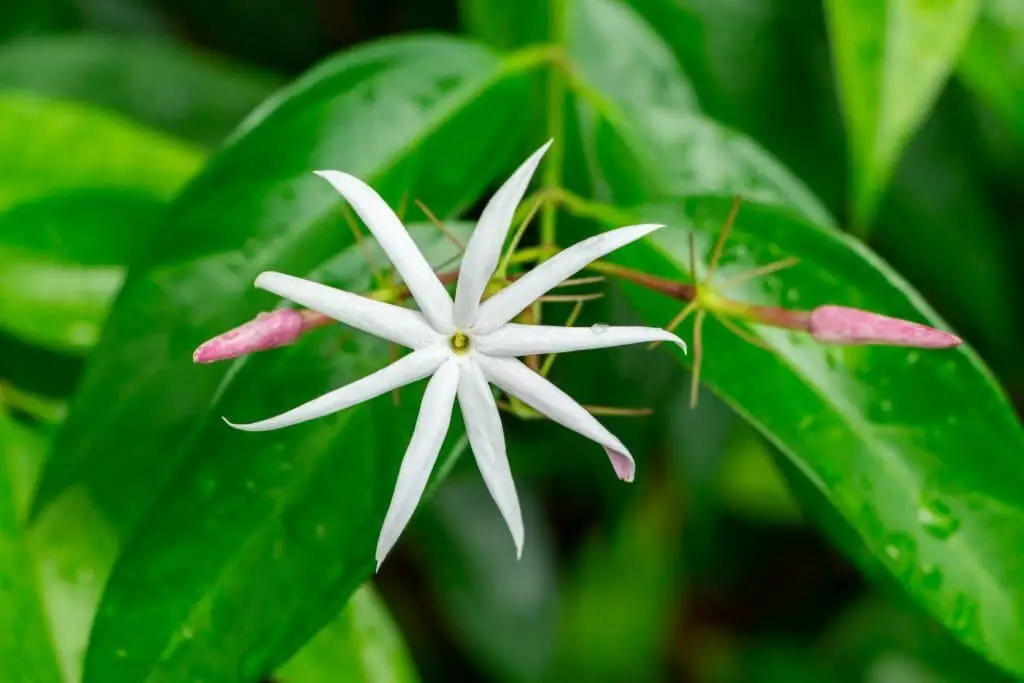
[376, 360, 460, 569]
[458, 357, 524, 557]
[474, 223, 664, 333]
[224, 344, 446, 432]
[475, 323, 686, 357]
[255, 271, 442, 349]
[477, 355, 636, 482]
[313, 170, 454, 332]
[453, 141, 552, 328]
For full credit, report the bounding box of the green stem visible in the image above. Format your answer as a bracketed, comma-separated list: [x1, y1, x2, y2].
[540, 0, 569, 252]
[0, 381, 66, 424]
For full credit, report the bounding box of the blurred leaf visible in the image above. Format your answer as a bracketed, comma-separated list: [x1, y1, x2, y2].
[276, 584, 419, 683]
[458, 0, 549, 49]
[0, 411, 62, 683]
[0, 35, 282, 146]
[873, 88, 1018, 376]
[622, 0, 850, 215]
[549, 475, 683, 682]
[823, 595, 1013, 682]
[822, 0, 981, 227]
[0, 191, 164, 353]
[0, 0, 78, 41]
[0, 92, 202, 210]
[609, 197, 1024, 675]
[959, 0, 1024, 142]
[152, 0, 333, 72]
[564, 0, 833, 227]
[717, 425, 802, 524]
[34, 36, 533, 683]
[416, 474, 558, 683]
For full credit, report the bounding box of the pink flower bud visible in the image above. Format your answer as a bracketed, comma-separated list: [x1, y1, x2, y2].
[193, 309, 306, 364]
[808, 305, 961, 349]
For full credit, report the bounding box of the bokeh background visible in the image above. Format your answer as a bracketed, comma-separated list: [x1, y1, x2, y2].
[2, 1, 1023, 682]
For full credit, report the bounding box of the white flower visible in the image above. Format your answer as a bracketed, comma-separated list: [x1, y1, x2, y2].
[225, 141, 686, 568]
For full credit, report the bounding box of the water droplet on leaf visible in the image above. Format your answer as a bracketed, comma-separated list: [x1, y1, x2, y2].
[882, 533, 917, 578]
[591, 324, 609, 335]
[917, 497, 960, 539]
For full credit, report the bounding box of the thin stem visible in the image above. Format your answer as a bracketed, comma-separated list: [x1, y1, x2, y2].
[415, 198, 464, 249]
[540, 297, 586, 378]
[689, 310, 706, 409]
[708, 195, 743, 276]
[648, 300, 698, 350]
[0, 381, 67, 424]
[540, 0, 569, 253]
[714, 312, 772, 350]
[716, 257, 799, 290]
[498, 194, 545, 278]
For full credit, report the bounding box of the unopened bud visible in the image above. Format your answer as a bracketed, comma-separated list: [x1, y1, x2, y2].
[808, 305, 961, 348]
[193, 309, 307, 364]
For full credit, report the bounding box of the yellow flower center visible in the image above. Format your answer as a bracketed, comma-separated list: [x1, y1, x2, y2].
[449, 331, 470, 354]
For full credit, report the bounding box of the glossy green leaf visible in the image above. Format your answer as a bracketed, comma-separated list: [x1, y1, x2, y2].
[959, 0, 1024, 141]
[564, 0, 833, 227]
[0, 411, 62, 683]
[607, 196, 1024, 675]
[0, 36, 281, 146]
[276, 584, 419, 683]
[823, 0, 981, 227]
[0, 93, 202, 210]
[0, 191, 165, 352]
[35, 36, 533, 683]
[82, 224, 470, 683]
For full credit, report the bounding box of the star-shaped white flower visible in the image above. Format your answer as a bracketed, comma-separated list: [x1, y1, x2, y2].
[225, 141, 686, 568]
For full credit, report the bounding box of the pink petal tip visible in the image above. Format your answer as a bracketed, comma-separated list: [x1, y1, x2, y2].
[193, 309, 306, 364]
[604, 446, 636, 482]
[808, 305, 961, 349]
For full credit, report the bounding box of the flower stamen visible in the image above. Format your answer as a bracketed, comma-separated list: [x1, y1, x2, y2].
[450, 331, 471, 353]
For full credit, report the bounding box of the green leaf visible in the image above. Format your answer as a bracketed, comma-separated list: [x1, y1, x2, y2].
[564, 0, 833, 227]
[0, 191, 165, 352]
[0, 35, 282, 146]
[823, 0, 981, 227]
[0, 92, 203, 210]
[276, 584, 419, 683]
[82, 224, 469, 683]
[35, 36, 533, 683]
[0, 412, 61, 683]
[959, 0, 1024, 141]
[610, 196, 1024, 676]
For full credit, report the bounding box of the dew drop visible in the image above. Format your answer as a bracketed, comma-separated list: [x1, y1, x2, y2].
[879, 399, 893, 413]
[906, 351, 920, 366]
[115, 649, 128, 659]
[882, 533, 917, 578]
[182, 627, 195, 640]
[591, 323, 609, 335]
[917, 497, 961, 540]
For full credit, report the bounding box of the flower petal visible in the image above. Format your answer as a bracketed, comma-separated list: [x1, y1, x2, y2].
[458, 357, 524, 557]
[376, 360, 460, 569]
[224, 344, 446, 432]
[255, 271, 442, 349]
[313, 170, 454, 332]
[475, 323, 686, 357]
[476, 355, 635, 482]
[453, 140, 552, 328]
[474, 223, 664, 333]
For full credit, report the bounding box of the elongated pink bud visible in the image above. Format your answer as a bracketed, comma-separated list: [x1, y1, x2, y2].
[193, 309, 306, 364]
[808, 305, 961, 348]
